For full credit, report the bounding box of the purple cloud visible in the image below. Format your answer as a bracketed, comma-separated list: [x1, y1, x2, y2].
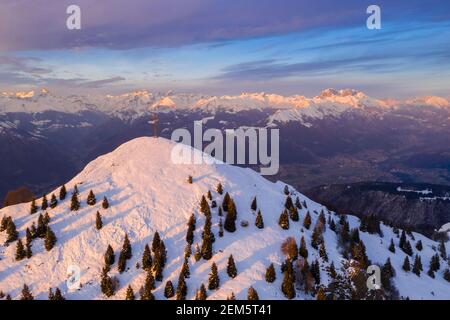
[1, 0, 448, 51]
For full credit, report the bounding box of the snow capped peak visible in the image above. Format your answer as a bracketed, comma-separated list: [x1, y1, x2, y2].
[1, 90, 35, 99]
[319, 88, 366, 99]
[407, 96, 450, 108]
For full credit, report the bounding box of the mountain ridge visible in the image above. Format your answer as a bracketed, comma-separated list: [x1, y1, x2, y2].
[0, 137, 449, 300]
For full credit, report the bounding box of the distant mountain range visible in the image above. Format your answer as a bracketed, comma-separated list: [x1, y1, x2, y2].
[1, 88, 449, 233]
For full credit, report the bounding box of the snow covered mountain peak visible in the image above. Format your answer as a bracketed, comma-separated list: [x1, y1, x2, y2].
[406, 96, 450, 108]
[0, 136, 449, 300]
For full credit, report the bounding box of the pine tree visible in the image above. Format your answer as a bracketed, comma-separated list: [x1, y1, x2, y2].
[208, 263, 220, 290]
[403, 240, 413, 256]
[224, 198, 237, 233]
[207, 190, 212, 200]
[30, 198, 38, 215]
[176, 274, 187, 300]
[44, 227, 57, 251]
[100, 269, 115, 297]
[15, 239, 26, 261]
[310, 259, 321, 284]
[43, 211, 50, 225]
[218, 207, 223, 217]
[195, 284, 208, 300]
[117, 253, 127, 273]
[181, 258, 190, 279]
[201, 235, 213, 260]
[299, 235, 308, 259]
[251, 197, 257, 211]
[53, 288, 64, 300]
[438, 240, 447, 260]
[152, 232, 161, 253]
[388, 238, 396, 253]
[30, 222, 37, 239]
[382, 257, 395, 280]
[59, 185, 67, 200]
[278, 209, 289, 230]
[265, 263, 276, 283]
[281, 259, 295, 299]
[289, 207, 299, 222]
[87, 190, 96, 206]
[283, 185, 290, 195]
[41, 194, 48, 211]
[222, 192, 231, 211]
[0, 215, 8, 231]
[329, 218, 336, 232]
[187, 175, 193, 184]
[122, 234, 132, 260]
[49, 194, 58, 209]
[311, 225, 323, 250]
[186, 214, 195, 244]
[48, 288, 54, 300]
[340, 221, 350, 244]
[145, 270, 156, 290]
[316, 287, 327, 300]
[402, 256, 411, 272]
[140, 272, 155, 300]
[194, 244, 202, 262]
[184, 244, 191, 259]
[142, 244, 152, 271]
[104, 245, 115, 267]
[444, 269, 450, 282]
[415, 240, 423, 251]
[255, 210, 264, 229]
[399, 230, 407, 249]
[164, 281, 175, 298]
[20, 284, 33, 300]
[350, 228, 360, 244]
[6, 218, 18, 243]
[125, 285, 135, 300]
[284, 195, 293, 210]
[328, 262, 337, 279]
[216, 183, 223, 195]
[429, 253, 440, 272]
[319, 242, 328, 262]
[218, 218, 224, 237]
[36, 214, 46, 238]
[25, 228, 32, 258]
[95, 211, 103, 230]
[303, 212, 312, 229]
[247, 287, 259, 300]
[200, 195, 210, 215]
[227, 255, 238, 278]
[102, 196, 110, 209]
[153, 242, 166, 282]
[295, 197, 302, 209]
[412, 255, 423, 276]
[70, 192, 80, 211]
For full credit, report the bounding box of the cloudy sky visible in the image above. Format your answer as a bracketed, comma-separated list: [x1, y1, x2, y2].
[0, 0, 449, 98]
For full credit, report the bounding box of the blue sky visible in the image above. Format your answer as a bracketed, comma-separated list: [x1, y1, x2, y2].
[0, 0, 449, 98]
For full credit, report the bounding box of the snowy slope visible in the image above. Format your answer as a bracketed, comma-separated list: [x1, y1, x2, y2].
[0, 137, 449, 300]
